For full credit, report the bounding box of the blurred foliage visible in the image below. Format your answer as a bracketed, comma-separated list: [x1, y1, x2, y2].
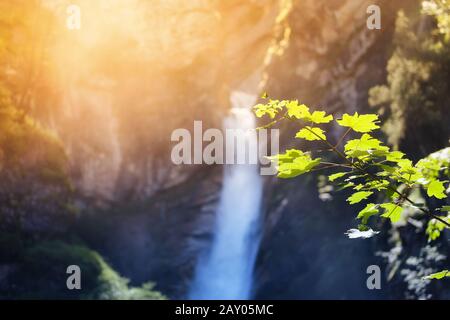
[0, 0, 59, 116]
[369, 1, 450, 159]
[0, 235, 165, 299]
[423, 0, 450, 40]
[367, 2, 450, 285]
[0, 0, 73, 235]
[421, 148, 450, 241]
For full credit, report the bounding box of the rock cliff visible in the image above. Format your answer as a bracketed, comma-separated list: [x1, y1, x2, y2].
[8, 0, 435, 299]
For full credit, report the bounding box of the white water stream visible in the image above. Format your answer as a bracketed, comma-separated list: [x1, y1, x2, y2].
[189, 91, 264, 300]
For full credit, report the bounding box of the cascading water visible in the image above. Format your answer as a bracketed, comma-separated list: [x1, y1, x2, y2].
[189, 91, 263, 300]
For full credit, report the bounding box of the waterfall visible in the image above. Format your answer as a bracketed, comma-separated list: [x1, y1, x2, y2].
[189, 91, 264, 300]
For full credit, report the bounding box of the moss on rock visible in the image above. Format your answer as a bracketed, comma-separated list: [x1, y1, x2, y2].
[0, 238, 166, 300]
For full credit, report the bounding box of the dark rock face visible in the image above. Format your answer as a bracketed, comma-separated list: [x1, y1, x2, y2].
[49, 0, 287, 205]
[264, 0, 410, 111]
[77, 165, 223, 298]
[254, 177, 387, 299]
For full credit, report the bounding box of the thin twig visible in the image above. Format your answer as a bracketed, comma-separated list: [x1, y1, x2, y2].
[334, 127, 352, 148]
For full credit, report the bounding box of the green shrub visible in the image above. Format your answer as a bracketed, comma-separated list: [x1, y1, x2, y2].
[1, 240, 165, 300]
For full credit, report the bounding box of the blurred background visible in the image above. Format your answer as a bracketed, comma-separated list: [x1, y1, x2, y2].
[0, 0, 449, 299]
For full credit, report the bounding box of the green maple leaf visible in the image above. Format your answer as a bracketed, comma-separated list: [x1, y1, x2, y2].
[270, 149, 321, 179]
[364, 179, 389, 191]
[392, 159, 423, 183]
[380, 203, 403, 223]
[386, 151, 405, 162]
[426, 215, 450, 241]
[427, 180, 447, 199]
[329, 172, 347, 182]
[347, 191, 373, 205]
[285, 102, 333, 124]
[253, 99, 283, 119]
[305, 111, 333, 124]
[296, 126, 326, 141]
[397, 159, 417, 174]
[337, 112, 380, 133]
[344, 134, 389, 159]
[286, 101, 309, 119]
[357, 203, 379, 224]
[423, 270, 450, 280]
